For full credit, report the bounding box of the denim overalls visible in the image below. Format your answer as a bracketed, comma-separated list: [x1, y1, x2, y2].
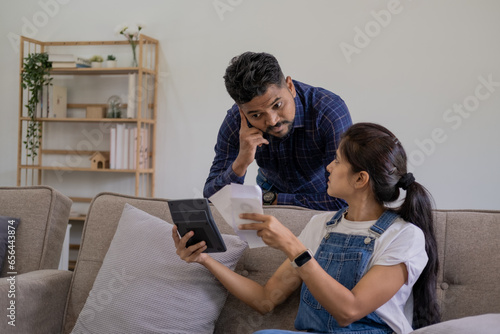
[255, 207, 398, 334]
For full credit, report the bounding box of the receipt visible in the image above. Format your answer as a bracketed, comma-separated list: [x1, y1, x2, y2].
[209, 183, 267, 248]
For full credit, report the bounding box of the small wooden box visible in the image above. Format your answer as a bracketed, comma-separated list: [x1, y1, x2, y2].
[86, 106, 106, 119]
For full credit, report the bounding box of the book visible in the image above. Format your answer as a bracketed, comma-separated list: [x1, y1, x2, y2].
[110, 126, 116, 169]
[48, 53, 74, 62]
[76, 57, 91, 67]
[51, 57, 91, 68]
[129, 127, 136, 169]
[122, 125, 129, 169]
[49, 85, 67, 118]
[139, 127, 149, 169]
[126, 73, 136, 118]
[41, 85, 49, 117]
[51, 62, 77, 68]
[115, 124, 125, 169]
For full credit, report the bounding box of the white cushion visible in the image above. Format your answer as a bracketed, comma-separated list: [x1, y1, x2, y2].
[71, 204, 247, 334]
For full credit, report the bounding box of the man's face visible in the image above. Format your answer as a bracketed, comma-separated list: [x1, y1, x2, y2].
[238, 76, 297, 138]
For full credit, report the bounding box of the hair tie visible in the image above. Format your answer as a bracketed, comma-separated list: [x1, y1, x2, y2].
[397, 172, 415, 190]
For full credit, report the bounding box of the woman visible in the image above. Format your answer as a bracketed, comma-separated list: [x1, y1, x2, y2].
[173, 123, 440, 334]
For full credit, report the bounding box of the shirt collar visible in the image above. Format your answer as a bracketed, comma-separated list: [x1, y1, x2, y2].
[293, 92, 305, 128]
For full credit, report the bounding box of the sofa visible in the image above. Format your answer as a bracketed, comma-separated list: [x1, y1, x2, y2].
[1, 188, 499, 333]
[0, 186, 73, 333]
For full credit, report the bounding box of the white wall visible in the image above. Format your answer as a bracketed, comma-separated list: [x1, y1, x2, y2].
[1, 0, 499, 210]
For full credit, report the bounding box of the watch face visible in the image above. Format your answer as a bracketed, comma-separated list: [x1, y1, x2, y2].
[263, 191, 276, 204]
[294, 250, 312, 267]
[263, 192, 274, 202]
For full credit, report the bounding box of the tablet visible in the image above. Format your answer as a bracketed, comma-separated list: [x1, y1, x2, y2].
[168, 198, 227, 253]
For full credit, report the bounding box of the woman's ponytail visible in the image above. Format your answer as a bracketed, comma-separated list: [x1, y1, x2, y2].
[397, 181, 440, 328]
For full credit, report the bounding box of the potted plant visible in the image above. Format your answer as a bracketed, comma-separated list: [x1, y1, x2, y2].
[90, 55, 103, 68]
[106, 55, 117, 68]
[21, 52, 52, 164]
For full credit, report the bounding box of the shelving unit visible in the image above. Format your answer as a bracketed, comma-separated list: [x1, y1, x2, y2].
[17, 36, 159, 270]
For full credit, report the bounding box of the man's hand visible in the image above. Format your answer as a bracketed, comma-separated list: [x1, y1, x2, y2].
[232, 110, 269, 176]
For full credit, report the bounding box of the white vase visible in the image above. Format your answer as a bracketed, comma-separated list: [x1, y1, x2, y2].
[91, 62, 102, 68]
[106, 60, 117, 68]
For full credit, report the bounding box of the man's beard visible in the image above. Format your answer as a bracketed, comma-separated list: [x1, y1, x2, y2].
[265, 120, 293, 137]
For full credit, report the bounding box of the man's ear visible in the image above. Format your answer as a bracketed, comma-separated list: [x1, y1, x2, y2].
[285, 76, 296, 98]
[354, 171, 370, 189]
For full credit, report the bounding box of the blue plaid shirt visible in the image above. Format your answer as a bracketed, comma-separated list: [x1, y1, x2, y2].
[203, 80, 352, 211]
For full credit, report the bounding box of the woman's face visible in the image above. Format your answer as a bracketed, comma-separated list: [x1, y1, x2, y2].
[326, 149, 357, 200]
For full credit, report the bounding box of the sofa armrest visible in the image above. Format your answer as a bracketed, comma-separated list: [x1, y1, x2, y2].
[0, 269, 72, 333]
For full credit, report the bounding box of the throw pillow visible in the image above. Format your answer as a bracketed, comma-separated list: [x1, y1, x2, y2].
[0, 216, 20, 273]
[71, 204, 247, 334]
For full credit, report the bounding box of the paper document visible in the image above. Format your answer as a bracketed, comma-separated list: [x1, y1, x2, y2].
[209, 183, 267, 248]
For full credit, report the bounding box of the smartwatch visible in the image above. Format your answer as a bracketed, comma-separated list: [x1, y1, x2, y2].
[291, 249, 313, 268]
[262, 191, 277, 205]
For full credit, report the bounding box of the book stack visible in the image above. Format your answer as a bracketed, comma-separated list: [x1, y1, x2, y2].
[48, 54, 91, 68]
[109, 125, 149, 170]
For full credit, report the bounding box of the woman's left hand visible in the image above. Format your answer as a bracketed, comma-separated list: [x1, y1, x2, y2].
[238, 213, 304, 257]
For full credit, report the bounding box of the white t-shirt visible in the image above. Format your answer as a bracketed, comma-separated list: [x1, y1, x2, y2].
[298, 211, 428, 334]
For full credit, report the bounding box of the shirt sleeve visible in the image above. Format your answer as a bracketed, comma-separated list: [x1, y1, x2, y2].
[277, 94, 352, 211]
[373, 224, 429, 286]
[298, 212, 334, 255]
[203, 108, 245, 198]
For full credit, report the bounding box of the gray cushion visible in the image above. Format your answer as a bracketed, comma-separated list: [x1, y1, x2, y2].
[411, 313, 500, 333]
[71, 204, 247, 334]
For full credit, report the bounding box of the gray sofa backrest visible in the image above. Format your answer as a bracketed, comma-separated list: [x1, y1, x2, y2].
[62, 192, 500, 333]
[433, 210, 500, 321]
[0, 186, 72, 277]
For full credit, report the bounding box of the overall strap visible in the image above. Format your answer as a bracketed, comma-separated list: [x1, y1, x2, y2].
[370, 210, 399, 236]
[326, 206, 349, 226]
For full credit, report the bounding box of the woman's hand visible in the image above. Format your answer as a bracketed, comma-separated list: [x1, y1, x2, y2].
[238, 213, 305, 259]
[172, 225, 209, 264]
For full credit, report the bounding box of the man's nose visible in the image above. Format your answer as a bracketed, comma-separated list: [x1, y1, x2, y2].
[265, 111, 279, 126]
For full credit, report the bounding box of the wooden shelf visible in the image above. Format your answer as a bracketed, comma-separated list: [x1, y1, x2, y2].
[48, 67, 156, 75]
[19, 165, 154, 173]
[20, 117, 155, 124]
[18, 35, 159, 271]
[41, 149, 109, 155]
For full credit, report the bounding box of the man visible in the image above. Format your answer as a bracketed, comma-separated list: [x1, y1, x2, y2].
[203, 52, 352, 211]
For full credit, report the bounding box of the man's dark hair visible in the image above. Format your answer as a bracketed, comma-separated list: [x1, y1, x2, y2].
[223, 52, 285, 105]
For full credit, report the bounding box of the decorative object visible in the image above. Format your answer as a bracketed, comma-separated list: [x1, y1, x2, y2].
[70, 204, 247, 334]
[86, 106, 105, 119]
[107, 95, 122, 118]
[106, 54, 117, 68]
[50, 85, 67, 118]
[89, 151, 110, 169]
[21, 52, 52, 163]
[116, 23, 144, 67]
[89, 55, 103, 68]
